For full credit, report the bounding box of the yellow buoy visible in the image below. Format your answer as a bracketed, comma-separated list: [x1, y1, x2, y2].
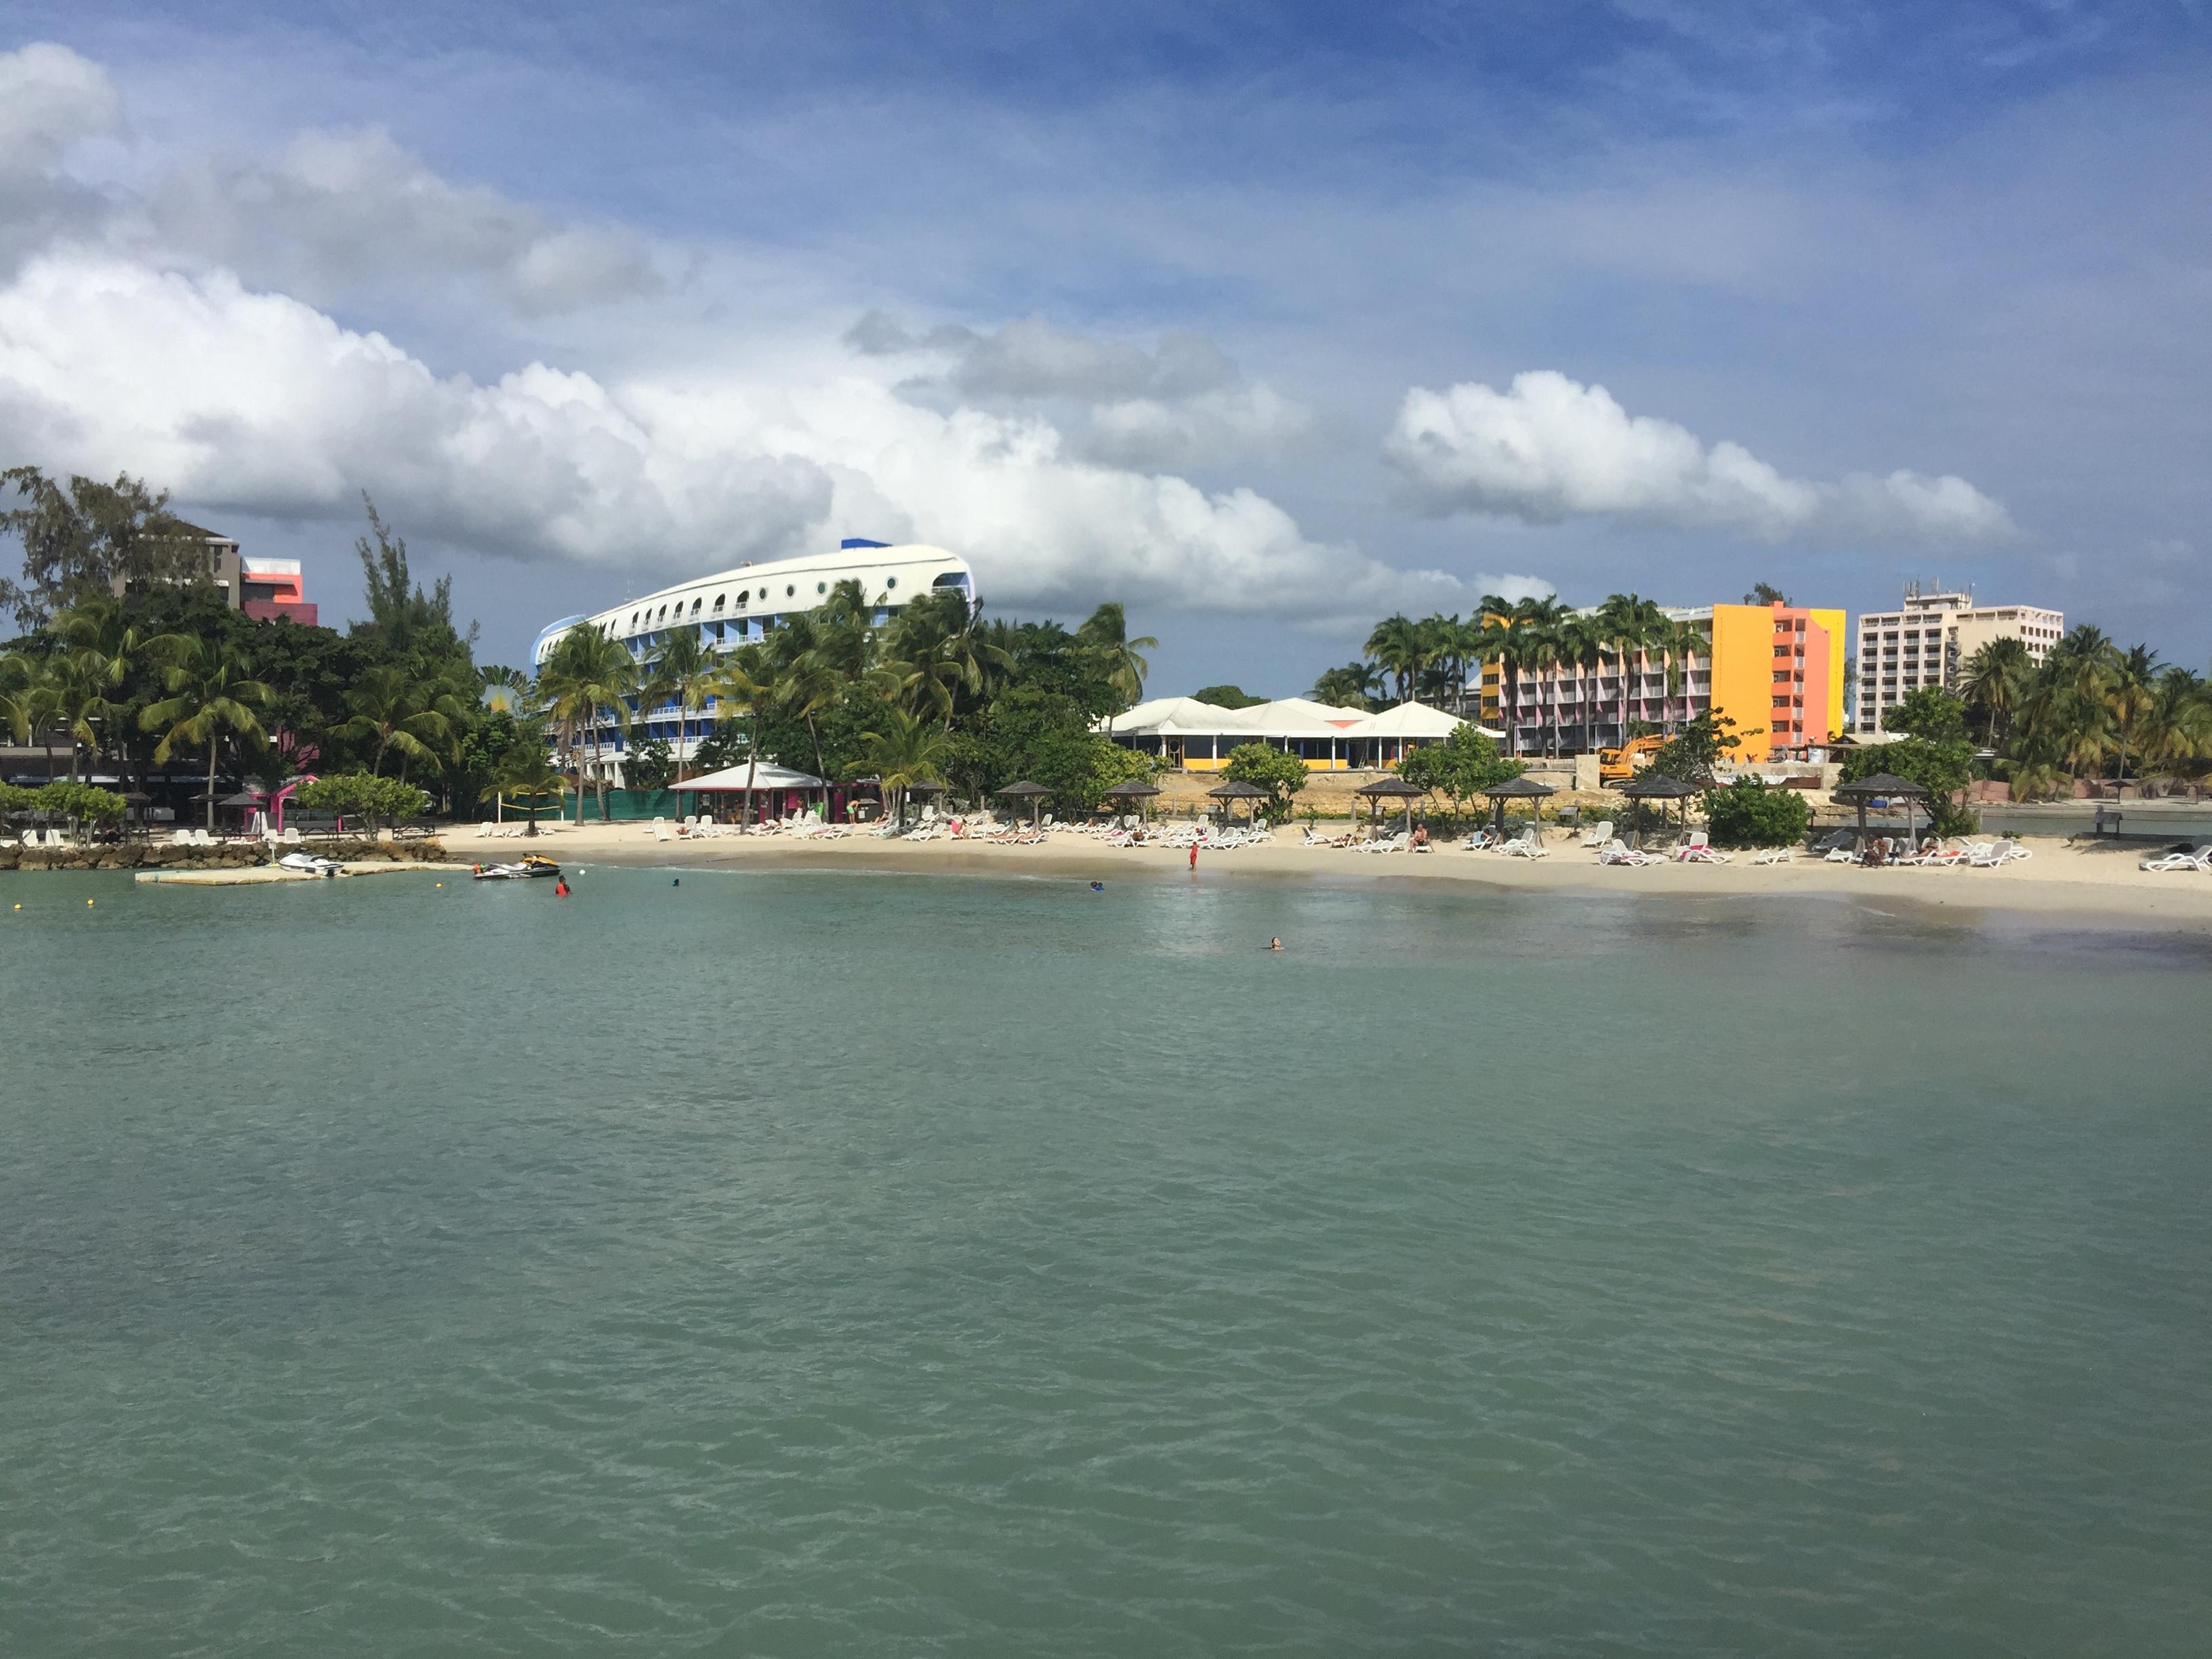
[87, 899, 95, 906]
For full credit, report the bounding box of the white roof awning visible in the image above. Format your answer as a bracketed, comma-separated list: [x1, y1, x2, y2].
[1343, 701, 1492, 739]
[682, 762, 831, 791]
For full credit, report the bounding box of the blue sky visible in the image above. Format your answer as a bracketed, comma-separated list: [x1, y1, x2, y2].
[1, 1, 2207, 689]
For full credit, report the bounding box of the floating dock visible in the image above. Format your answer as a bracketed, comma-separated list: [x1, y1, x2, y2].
[134, 862, 460, 886]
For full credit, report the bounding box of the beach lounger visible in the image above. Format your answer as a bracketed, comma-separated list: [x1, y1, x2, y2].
[653, 819, 674, 842]
[1675, 830, 1730, 864]
[1752, 846, 1793, 864]
[1967, 840, 2030, 867]
[1501, 830, 1548, 858]
[2138, 846, 2211, 871]
[1578, 819, 1614, 848]
[1597, 839, 1650, 866]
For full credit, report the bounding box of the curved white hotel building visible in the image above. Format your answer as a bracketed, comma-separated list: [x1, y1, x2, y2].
[533, 539, 974, 775]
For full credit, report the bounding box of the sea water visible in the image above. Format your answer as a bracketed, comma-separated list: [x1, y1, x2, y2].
[3, 867, 2207, 1656]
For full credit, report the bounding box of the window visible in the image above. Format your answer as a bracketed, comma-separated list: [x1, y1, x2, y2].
[885, 575, 897, 589]
[785, 583, 796, 597]
[816, 581, 827, 594]
[758, 588, 767, 600]
[630, 611, 639, 628]
[713, 594, 725, 612]
[691, 598, 703, 615]
[657, 605, 668, 621]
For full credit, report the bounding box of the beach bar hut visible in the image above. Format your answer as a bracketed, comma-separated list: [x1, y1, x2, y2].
[1355, 775, 1428, 842]
[1614, 773, 1697, 846]
[996, 779, 1050, 828]
[681, 761, 832, 827]
[1206, 779, 1269, 825]
[1831, 771, 1930, 855]
[1479, 775, 1556, 844]
[1099, 777, 1162, 826]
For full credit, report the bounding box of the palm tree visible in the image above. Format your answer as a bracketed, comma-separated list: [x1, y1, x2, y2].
[704, 644, 776, 827]
[639, 628, 718, 783]
[1364, 614, 1425, 704]
[1311, 662, 1380, 711]
[478, 663, 534, 715]
[1078, 602, 1158, 729]
[480, 720, 567, 836]
[339, 662, 465, 778]
[1595, 593, 1667, 747]
[1510, 598, 1570, 756]
[1559, 612, 1609, 754]
[537, 626, 637, 820]
[50, 597, 182, 786]
[139, 637, 272, 831]
[853, 706, 950, 827]
[2104, 644, 2162, 794]
[2133, 668, 2212, 794]
[1960, 638, 2032, 747]
[1661, 619, 1705, 735]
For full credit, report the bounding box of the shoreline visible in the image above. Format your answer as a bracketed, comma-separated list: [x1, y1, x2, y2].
[496, 823, 2212, 933]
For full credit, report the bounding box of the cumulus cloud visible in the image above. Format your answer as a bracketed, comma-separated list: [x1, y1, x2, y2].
[1385, 369, 2015, 544]
[150, 127, 661, 314]
[847, 311, 1313, 468]
[0, 43, 123, 268]
[0, 251, 1479, 621]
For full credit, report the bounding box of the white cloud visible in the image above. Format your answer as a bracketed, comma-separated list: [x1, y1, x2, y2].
[0, 251, 1486, 622]
[848, 311, 1313, 468]
[150, 127, 661, 314]
[0, 43, 119, 173]
[1385, 369, 2015, 544]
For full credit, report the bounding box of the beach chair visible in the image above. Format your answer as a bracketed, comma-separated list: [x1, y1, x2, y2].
[1967, 839, 2030, 867]
[653, 819, 674, 843]
[1752, 846, 1793, 864]
[1675, 830, 1730, 864]
[1597, 839, 1651, 866]
[1578, 819, 1614, 848]
[1501, 830, 1548, 858]
[2139, 845, 2212, 872]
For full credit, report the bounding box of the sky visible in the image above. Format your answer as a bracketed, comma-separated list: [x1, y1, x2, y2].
[1, 1, 2207, 693]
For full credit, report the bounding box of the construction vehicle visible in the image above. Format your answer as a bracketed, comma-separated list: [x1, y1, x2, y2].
[1599, 733, 1664, 783]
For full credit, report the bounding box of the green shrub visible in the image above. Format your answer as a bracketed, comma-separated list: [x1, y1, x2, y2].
[296, 772, 432, 829]
[1702, 778, 1812, 848]
[1221, 742, 1309, 817]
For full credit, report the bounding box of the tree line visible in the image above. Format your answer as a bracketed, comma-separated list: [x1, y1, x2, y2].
[1311, 594, 1708, 758]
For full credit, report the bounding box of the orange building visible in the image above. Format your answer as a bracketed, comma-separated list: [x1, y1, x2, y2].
[1705, 603, 1846, 761]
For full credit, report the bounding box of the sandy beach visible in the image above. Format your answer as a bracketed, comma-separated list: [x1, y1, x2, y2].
[466, 821, 2212, 930]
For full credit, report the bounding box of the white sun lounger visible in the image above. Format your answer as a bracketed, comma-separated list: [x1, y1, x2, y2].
[1597, 838, 1650, 865]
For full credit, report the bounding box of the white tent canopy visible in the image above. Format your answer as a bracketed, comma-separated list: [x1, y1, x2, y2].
[682, 762, 831, 792]
[1347, 701, 1501, 740]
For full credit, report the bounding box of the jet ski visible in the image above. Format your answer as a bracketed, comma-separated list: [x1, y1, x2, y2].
[277, 851, 344, 878]
[472, 855, 562, 880]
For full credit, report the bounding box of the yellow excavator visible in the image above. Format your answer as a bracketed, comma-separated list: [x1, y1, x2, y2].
[1599, 733, 1664, 783]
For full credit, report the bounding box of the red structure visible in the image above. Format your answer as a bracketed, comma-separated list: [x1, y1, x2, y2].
[240, 558, 317, 625]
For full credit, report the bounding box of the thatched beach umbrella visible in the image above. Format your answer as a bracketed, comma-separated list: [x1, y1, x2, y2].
[1355, 775, 1428, 841]
[1832, 771, 1930, 855]
[1206, 779, 1269, 825]
[1480, 775, 1557, 842]
[1099, 777, 1162, 825]
[1615, 773, 1697, 845]
[996, 779, 1050, 827]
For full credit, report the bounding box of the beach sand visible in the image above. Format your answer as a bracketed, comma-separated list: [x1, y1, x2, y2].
[465, 822, 2212, 930]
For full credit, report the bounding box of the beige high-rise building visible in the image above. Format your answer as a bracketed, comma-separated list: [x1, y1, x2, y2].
[1853, 583, 2064, 733]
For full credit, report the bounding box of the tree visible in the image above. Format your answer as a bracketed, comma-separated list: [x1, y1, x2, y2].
[1839, 734, 1978, 836]
[1310, 663, 1379, 711]
[1885, 685, 1970, 745]
[703, 644, 775, 825]
[337, 662, 464, 777]
[1220, 742, 1309, 819]
[1744, 581, 1790, 606]
[1702, 778, 1813, 848]
[623, 737, 676, 792]
[638, 626, 716, 782]
[1596, 592, 1668, 747]
[853, 706, 949, 825]
[352, 494, 479, 663]
[477, 722, 568, 836]
[1959, 638, 2032, 746]
[536, 626, 636, 819]
[139, 637, 273, 830]
[1395, 722, 1522, 818]
[1076, 602, 1156, 731]
[1190, 684, 1265, 709]
[1364, 614, 1426, 703]
[1647, 711, 1745, 785]
[0, 467, 199, 630]
[297, 772, 432, 833]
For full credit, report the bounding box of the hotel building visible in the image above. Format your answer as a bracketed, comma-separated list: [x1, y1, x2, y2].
[1852, 585, 2064, 733]
[1476, 602, 1849, 762]
[108, 522, 317, 624]
[532, 539, 975, 775]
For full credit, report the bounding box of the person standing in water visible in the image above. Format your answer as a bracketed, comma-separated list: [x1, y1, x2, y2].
[1189, 844, 1198, 871]
[555, 876, 570, 897]
[1269, 937, 1283, 951]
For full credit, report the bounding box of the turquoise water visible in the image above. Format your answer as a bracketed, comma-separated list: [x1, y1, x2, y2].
[4, 867, 2209, 1656]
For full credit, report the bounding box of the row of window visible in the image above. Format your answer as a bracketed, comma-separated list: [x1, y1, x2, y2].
[623, 575, 903, 634]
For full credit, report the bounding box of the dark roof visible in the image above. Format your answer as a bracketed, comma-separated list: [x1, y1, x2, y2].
[1355, 777, 1429, 797]
[1206, 780, 1269, 798]
[903, 779, 947, 793]
[1833, 771, 1931, 798]
[1099, 779, 1162, 797]
[1482, 775, 1558, 798]
[1615, 773, 1698, 798]
[996, 780, 1050, 796]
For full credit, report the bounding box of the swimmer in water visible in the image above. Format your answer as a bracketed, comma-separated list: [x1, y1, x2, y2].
[1090, 881, 1104, 891]
[1269, 937, 1283, 951]
[555, 877, 570, 897]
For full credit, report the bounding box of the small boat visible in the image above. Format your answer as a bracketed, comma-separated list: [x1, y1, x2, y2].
[472, 855, 562, 881]
[277, 851, 343, 878]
